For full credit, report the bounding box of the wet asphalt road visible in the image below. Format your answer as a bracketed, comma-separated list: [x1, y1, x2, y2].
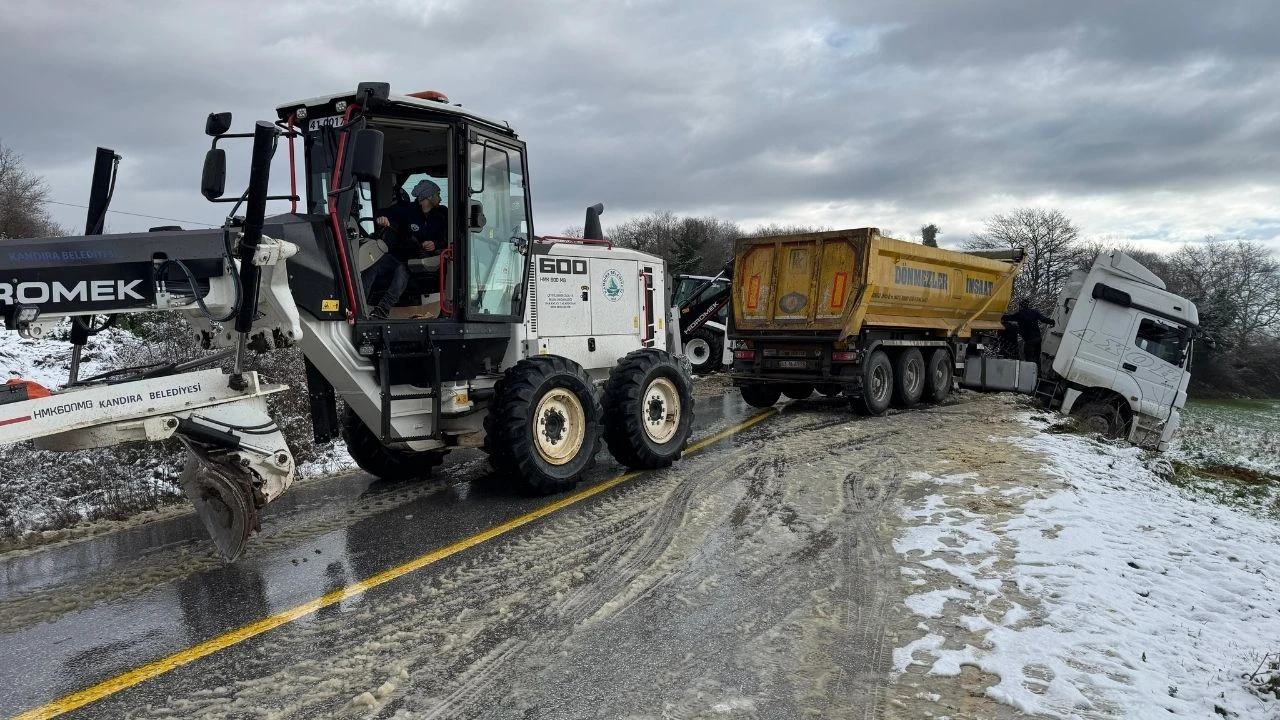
[0, 385, 768, 718]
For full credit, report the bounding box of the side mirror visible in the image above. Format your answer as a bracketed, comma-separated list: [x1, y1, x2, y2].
[350, 128, 384, 182]
[201, 148, 226, 200]
[205, 112, 233, 137]
[356, 82, 391, 108]
[469, 200, 487, 231]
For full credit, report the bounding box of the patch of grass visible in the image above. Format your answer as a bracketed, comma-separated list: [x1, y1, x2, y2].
[1167, 460, 1280, 518]
[1246, 651, 1280, 702]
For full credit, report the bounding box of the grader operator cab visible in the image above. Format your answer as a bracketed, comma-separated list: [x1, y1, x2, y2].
[0, 82, 696, 560]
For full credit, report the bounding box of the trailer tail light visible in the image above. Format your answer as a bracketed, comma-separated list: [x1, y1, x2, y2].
[734, 349, 756, 361]
[831, 351, 858, 362]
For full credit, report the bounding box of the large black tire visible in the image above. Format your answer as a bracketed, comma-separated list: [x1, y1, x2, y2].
[1072, 399, 1129, 439]
[892, 348, 926, 408]
[740, 384, 782, 408]
[340, 406, 445, 481]
[924, 348, 953, 404]
[603, 349, 696, 469]
[684, 328, 723, 375]
[849, 350, 893, 416]
[782, 384, 814, 400]
[483, 356, 603, 494]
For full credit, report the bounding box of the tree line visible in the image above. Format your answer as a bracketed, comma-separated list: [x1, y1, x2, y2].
[2, 139, 1277, 397]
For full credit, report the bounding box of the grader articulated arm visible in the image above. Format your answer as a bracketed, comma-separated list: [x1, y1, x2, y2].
[0, 121, 303, 560]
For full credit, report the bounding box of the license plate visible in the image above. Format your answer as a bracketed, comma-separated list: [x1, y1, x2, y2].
[308, 115, 343, 131]
[777, 359, 808, 369]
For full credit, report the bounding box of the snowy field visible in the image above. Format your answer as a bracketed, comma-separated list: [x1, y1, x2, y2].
[895, 412, 1280, 719]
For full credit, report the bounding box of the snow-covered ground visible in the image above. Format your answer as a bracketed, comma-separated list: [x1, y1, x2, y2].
[895, 413, 1280, 719]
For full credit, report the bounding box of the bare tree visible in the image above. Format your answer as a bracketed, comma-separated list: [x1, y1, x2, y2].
[0, 141, 63, 239]
[965, 208, 1087, 309]
[920, 223, 940, 247]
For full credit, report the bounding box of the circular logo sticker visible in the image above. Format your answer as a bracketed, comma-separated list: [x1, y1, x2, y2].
[602, 269, 625, 302]
[779, 292, 808, 313]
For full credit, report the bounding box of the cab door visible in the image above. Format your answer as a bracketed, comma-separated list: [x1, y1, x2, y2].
[1124, 316, 1188, 420]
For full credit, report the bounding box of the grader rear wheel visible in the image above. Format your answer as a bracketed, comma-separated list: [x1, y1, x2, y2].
[603, 349, 695, 469]
[483, 356, 603, 494]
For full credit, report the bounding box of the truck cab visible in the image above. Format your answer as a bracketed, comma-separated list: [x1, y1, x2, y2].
[1040, 252, 1198, 450]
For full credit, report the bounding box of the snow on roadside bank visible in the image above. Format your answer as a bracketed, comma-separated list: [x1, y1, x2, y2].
[894, 417, 1280, 719]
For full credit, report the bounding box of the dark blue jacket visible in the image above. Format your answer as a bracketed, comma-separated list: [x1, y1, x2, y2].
[1001, 307, 1054, 342]
[378, 202, 448, 261]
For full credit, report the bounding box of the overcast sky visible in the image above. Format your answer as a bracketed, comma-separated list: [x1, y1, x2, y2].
[3, 0, 1278, 253]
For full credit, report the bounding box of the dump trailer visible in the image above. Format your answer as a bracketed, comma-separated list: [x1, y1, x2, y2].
[728, 228, 1022, 414]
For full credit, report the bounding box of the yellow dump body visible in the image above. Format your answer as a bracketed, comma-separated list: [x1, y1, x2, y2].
[732, 228, 1020, 339]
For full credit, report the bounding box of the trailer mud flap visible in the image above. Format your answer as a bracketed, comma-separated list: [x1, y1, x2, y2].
[180, 451, 260, 561]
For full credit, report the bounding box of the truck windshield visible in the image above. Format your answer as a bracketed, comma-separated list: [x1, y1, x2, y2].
[1134, 318, 1188, 366]
[467, 139, 528, 318]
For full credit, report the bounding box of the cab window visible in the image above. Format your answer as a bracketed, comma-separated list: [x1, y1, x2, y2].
[1134, 318, 1188, 366]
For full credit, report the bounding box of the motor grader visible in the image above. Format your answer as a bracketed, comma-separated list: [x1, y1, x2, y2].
[0, 82, 695, 559]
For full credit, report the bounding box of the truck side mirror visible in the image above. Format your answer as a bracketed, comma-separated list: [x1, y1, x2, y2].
[469, 200, 486, 231]
[205, 112, 233, 137]
[350, 129, 384, 182]
[201, 148, 226, 200]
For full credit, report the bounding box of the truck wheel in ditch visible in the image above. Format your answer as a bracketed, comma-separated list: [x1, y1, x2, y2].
[740, 384, 782, 408]
[340, 406, 445, 481]
[483, 356, 603, 494]
[603, 349, 695, 469]
[684, 328, 723, 375]
[1072, 399, 1128, 439]
[924, 348, 953, 404]
[815, 384, 843, 397]
[782, 384, 814, 400]
[850, 350, 893, 416]
[891, 348, 926, 408]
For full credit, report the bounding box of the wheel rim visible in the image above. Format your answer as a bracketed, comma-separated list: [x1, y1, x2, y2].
[905, 359, 923, 395]
[870, 363, 890, 402]
[1082, 412, 1114, 436]
[534, 388, 586, 466]
[642, 377, 682, 444]
[686, 338, 711, 365]
[932, 362, 947, 390]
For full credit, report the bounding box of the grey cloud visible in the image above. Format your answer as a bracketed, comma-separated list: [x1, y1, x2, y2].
[0, 0, 1277, 249]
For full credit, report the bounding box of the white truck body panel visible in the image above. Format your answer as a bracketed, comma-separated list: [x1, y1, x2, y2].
[1043, 251, 1198, 450]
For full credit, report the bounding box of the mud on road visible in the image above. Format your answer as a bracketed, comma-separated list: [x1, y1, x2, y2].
[72, 392, 1050, 720]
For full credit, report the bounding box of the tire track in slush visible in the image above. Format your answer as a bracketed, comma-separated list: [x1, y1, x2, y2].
[91, 403, 964, 720]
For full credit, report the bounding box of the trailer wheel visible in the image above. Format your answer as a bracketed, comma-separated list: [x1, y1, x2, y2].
[849, 350, 893, 416]
[740, 384, 782, 408]
[603, 349, 695, 469]
[815, 384, 843, 397]
[484, 356, 603, 494]
[782, 384, 814, 400]
[684, 328, 723, 375]
[889, 348, 925, 408]
[340, 406, 445, 481]
[924, 348, 953, 403]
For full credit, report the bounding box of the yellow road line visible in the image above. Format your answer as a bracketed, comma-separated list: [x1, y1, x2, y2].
[14, 406, 778, 720]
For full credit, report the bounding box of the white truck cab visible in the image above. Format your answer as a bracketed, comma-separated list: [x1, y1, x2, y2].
[1040, 251, 1198, 451]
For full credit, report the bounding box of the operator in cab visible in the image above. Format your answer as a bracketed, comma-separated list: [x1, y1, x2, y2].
[361, 179, 448, 319]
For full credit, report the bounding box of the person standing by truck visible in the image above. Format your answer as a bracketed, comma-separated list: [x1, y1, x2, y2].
[1002, 298, 1055, 362]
